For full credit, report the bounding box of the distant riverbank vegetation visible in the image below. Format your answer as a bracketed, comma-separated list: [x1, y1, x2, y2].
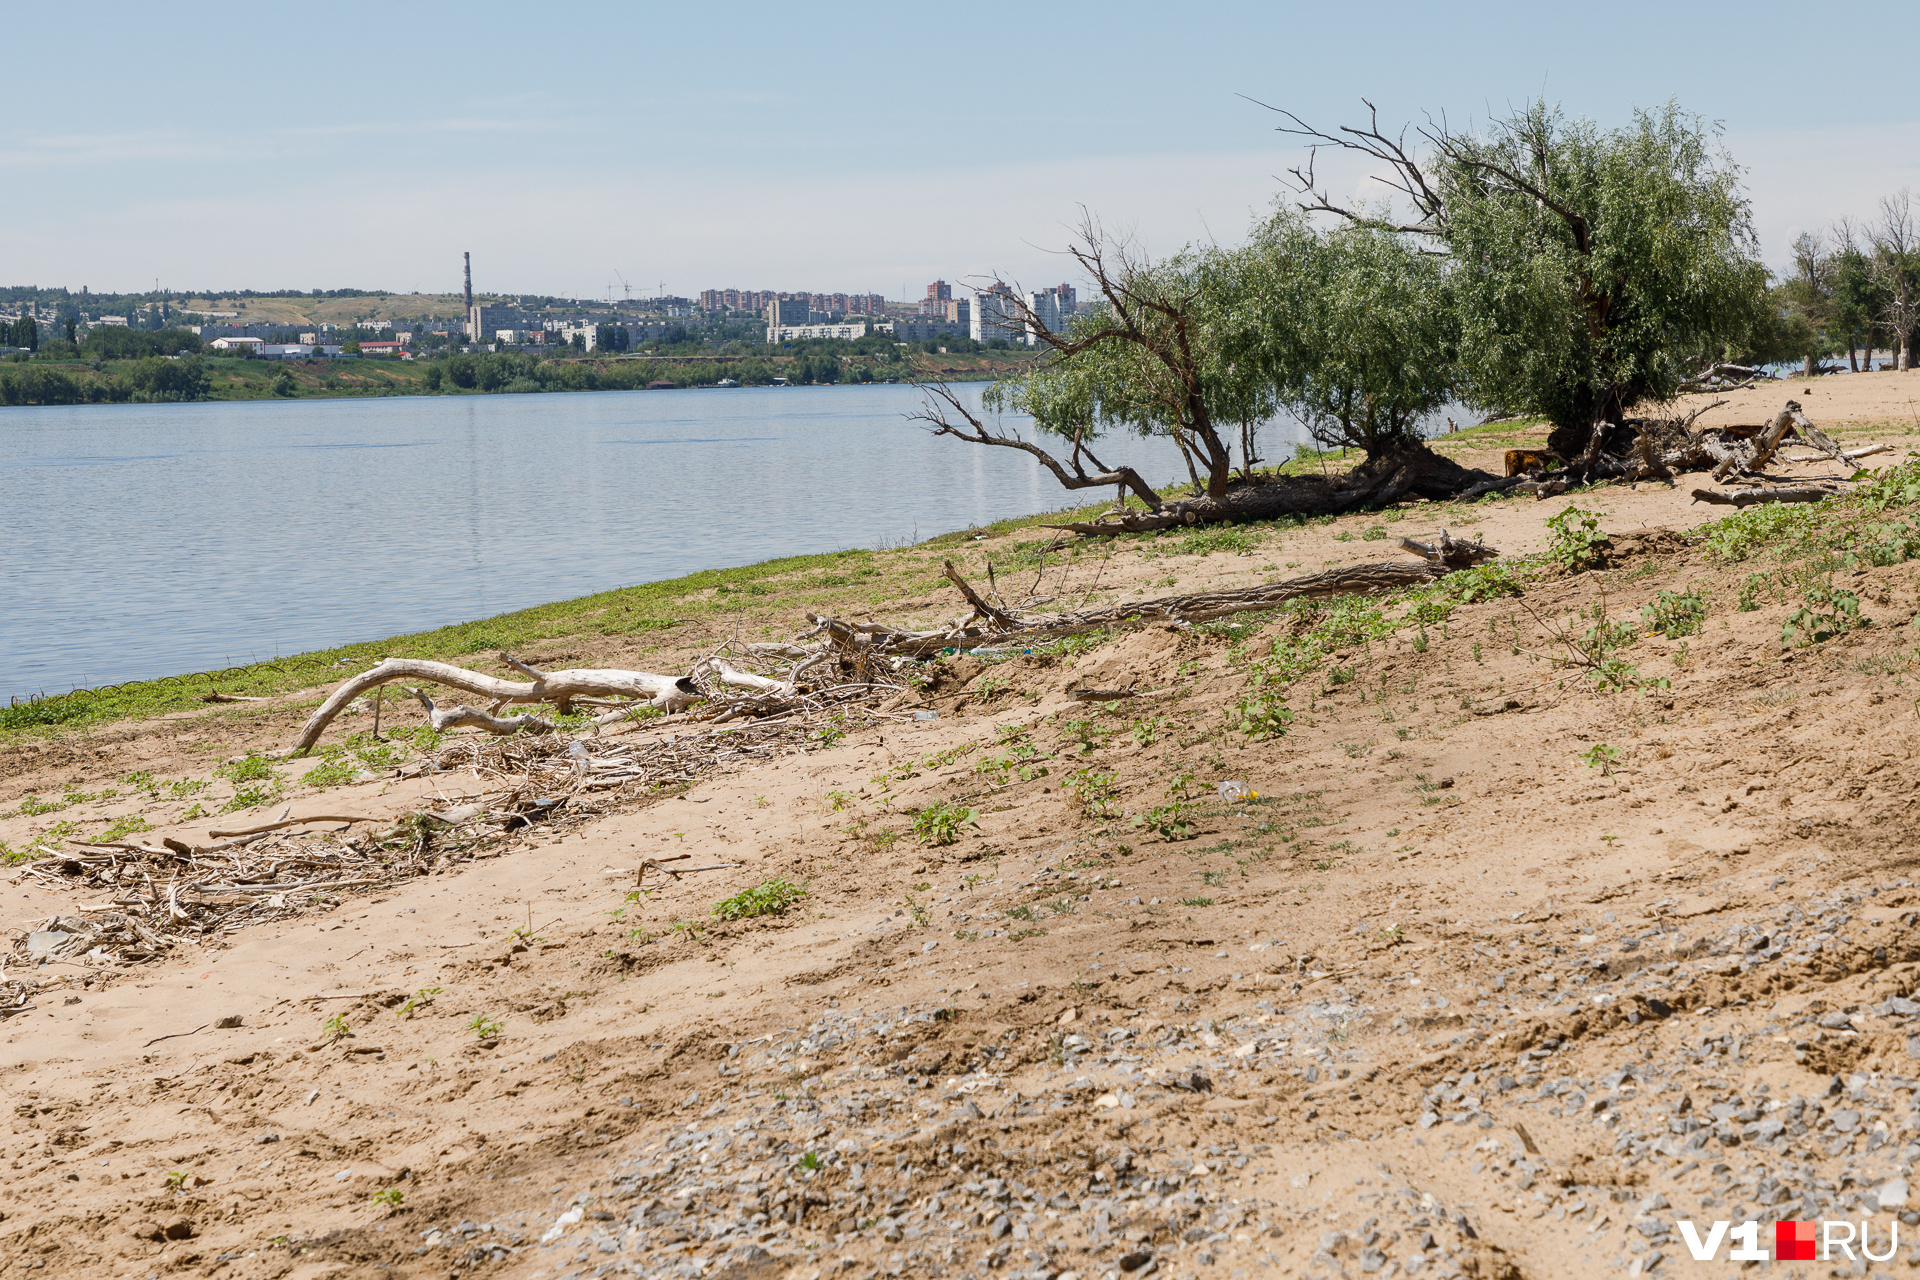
[0, 325, 1041, 407]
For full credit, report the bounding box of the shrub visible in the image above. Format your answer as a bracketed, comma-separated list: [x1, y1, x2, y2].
[1641, 588, 1707, 637]
[911, 801, 978, 846]
[712, 878, 807, 920]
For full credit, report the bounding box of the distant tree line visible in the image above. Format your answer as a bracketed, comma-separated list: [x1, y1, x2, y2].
[1766, 193, 1920, 374]
[0, 356, 211, 406]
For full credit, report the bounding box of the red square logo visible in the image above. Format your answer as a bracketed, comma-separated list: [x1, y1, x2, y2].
[1774, 1220, 1815, 1261]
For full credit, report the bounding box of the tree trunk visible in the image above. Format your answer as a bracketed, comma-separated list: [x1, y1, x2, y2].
[1803, 353, 1815, 378]
[1848, 339, 1858, 373]
[1044, 441, 1490, 535]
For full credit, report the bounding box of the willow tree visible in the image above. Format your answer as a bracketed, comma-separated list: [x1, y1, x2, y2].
[914, 210, 1489, 531]
[1273, 99, 1771, 455]
[913, 219, 1302, 516]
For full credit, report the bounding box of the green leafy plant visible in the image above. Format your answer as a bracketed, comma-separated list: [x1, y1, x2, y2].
[1783, 584, 1863, 647]
[320, 1013, 349, 1042]
[1064, 769, 1119, 818]
[1228, 692, 1294, 741]
[99, 814, 152, 841]
[1580, 743, 1620, 774]
[903, 892, 933, 928]
[1545, 505, 1607, 572]
[1136, 772, 1200, 841]
[712, 878, 807, 920]
[301, 757, 357, 788]
[371, 1187, 405, 1209]
[466, 1014, 504, 1040]
[1060, 716, 1116, 754]
[911, 801, 978, 846]
[396, 987, 441, 1019]
[973, 741, 1051, 786]
[1178, 897, 1214, 907]
[1641, 588, 1707, 637]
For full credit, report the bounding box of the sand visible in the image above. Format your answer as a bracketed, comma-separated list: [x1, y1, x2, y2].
[2, 372, 1920, 1278]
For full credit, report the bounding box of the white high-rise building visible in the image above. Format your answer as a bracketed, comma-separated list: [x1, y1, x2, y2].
[971, 282, 1027, 345]
[1027, 284, 1077, 340]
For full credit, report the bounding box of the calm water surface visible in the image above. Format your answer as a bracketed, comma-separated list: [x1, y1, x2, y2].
[1, 385, 1239, 702]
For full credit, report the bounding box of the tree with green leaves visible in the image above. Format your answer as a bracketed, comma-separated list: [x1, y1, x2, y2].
[1274, 99, 1771, 452]
[1870, 190, 1920, 371]
[917, 211, 1487, 532]
[1269, 215, 1458, 457]
[1823, 221, 1881, 370]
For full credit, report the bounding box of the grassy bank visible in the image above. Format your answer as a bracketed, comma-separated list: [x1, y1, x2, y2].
[0, 494, 1127, 737]
[0, 421, 1557, 738]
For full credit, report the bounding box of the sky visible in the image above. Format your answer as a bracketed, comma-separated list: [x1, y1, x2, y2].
[8, 2, 1920, 303]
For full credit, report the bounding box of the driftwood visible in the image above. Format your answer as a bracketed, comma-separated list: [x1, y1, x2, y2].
[1467, 400, 1856, 502]
[207, 814, 380, 838]
[411, 689, 557, 737]
[806, 533, 1499, 659]
[1709, 400, 1850, 481]
[1678, 363, 1769, 394]
[293, 656, 699, 754]
[1690, 486, 1845, 508]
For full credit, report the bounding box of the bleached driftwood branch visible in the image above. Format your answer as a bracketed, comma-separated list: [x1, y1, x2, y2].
[411, 689, 557, 737]
[293, 655, 699, 753]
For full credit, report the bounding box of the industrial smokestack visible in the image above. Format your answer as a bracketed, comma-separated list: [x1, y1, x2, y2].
[462, 252, 473, 312]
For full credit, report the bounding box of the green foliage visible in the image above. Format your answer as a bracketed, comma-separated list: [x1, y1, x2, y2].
[1580, 743, 1621, 773]
[1060, 716, 1116, 754]
[1228, 692, 1294, 741]
[1267, 214, 1460, 455]
[1064, 769, 1120, 818]
[301, 757, 357, 788]
[712, 878, 807, 920]
[1783, 584, 1863, 647]
[99, 814, 152, 841]
[320, 1013, 349, 1041]
[973, 740, 1051, 786]
[1855, 459, 1920, 512]
[217, 753, 275, 783]
[466, 1014, 504, 1039]
[1135, 772, 1201, 841]
[1697, 502, 1827, 563]
[1545, 505, 1607, 572]
[1641, 588, 1708, 637]
[371, 1187, 404, 1209]
[396, 987, 440, 1019]
[1142, 525, 1260, 557]
[1434, 101, 1769, 431]
[911, 802, 978, 846]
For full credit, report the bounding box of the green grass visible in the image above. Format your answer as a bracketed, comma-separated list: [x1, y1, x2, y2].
[1, 485, 1153, 744]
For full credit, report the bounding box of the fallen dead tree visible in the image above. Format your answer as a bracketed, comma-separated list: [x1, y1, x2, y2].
[1690, 486, 1846, 508]
[1677, 362, 1771, 394]
[1468, 399, 1859, 503]
[805, 535, 1497, 660]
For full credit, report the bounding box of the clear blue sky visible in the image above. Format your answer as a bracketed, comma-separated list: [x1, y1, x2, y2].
[8, 2, 1915, 301]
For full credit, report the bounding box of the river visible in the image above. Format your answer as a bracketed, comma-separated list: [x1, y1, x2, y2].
[3, 384, 1294, 702]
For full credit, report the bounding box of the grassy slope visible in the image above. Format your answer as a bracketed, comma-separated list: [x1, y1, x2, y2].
[0, 496, 1122, 737]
